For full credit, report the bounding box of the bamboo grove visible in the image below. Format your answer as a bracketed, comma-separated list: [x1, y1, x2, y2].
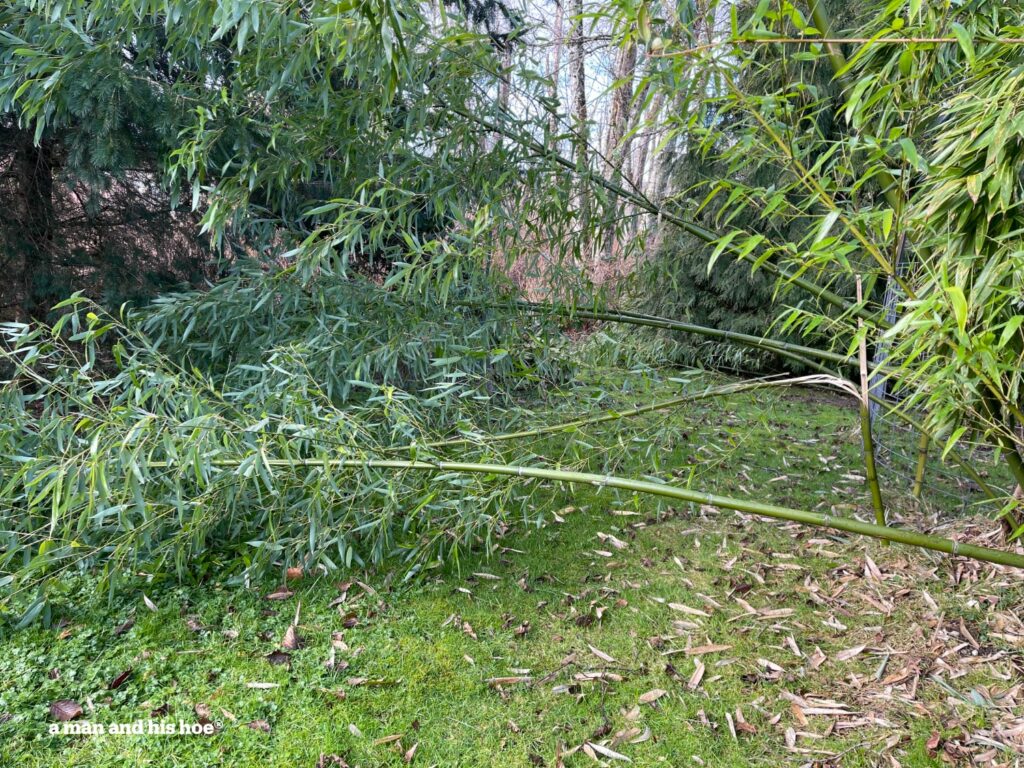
[2, 0, 1024, 625]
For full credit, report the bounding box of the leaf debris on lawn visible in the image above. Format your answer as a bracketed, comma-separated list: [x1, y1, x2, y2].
[49, 700, 83, 722]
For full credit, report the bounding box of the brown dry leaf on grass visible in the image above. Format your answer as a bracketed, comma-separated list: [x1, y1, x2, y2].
[107, 668, 132, 690]
[597, 532, 629, 550]
[687, 659, 705, 690]
[835, 644, 866, 662]
[487, 676, 532, 687]
[281, 601, 303, 650]
[49, 700, 82, 722]
[585, 741, 631, 762]
[684, 644, 732, 656]
[638, 688, 667, 705]
[668, 602, 710, 618]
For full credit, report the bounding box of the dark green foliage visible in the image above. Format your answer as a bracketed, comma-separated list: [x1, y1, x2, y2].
[141, 265, 572, 407]
[633, 0, 870, 373]
[0, 11, 208, 320]
[6, 0, 1024, 634]
[443, 0, 524, 49]
[0, 0, 563, 321]
[0, 0, 604, 620]
[639, 219, 795, 373]
[0, 288, 571, 614]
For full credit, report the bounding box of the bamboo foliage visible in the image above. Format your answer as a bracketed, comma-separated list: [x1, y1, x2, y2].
[0, 294, 570, 612]
[7, 294, 1022, 630]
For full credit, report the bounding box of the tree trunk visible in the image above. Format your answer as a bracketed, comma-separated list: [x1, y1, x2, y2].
[491, 45, 513, 150]
[547, 1, 564, 146]
[568, 0, 588, 174]
[633, 90, 663, 196]
[603, 42, 637, 172]
[601, 41, 637, 261]
[10, 135, 56, 320]
[568, 0, 590, 248]
[630, 89, 665, 238]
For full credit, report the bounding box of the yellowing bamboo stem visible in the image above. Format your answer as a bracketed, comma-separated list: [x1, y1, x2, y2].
[857, 276, 886, 535]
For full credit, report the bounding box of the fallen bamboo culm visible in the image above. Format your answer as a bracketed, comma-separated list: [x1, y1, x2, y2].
[147, 457, 1024, 569]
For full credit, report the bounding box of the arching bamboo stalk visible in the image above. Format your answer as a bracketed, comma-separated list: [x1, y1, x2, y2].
[439, 99, 881, 327]
[388, 374, 856, 454]
[489, 300, 853, 365]
[147, 457, 1024, 569]
[713, 340, 1004, 503]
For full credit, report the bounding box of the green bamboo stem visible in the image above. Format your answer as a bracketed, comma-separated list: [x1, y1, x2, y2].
[979, 393, 1024, 519]
[997, 432, 1024, 491]
[387, 376, 836, 454]
[860, 402, 887, 532]
[476, 296, 1006, 508]
[508, 299, 1005, 498]
[912, 430, 929, 500]
[581, 303, 1004, 504]
[149, 457, 1024, 568]
[992, 432, 1024, 534]
[491, 297, 1002, 504]
[502, 300, 853, 365]
[759, 347, 1003, 503]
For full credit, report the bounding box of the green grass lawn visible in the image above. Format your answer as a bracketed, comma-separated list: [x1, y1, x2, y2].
[3, 373, 1022, 767]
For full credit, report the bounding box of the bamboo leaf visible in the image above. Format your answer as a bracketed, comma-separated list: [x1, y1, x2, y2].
[946, 286, 968, 335]
[951, 23, 975, 68]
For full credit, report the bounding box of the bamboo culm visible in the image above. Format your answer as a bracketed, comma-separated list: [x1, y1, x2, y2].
[860, 402, 887, 535]
[147, 457, 1024, 569]
[856, 275, 886, 535]
[388, 375, 850, 454]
